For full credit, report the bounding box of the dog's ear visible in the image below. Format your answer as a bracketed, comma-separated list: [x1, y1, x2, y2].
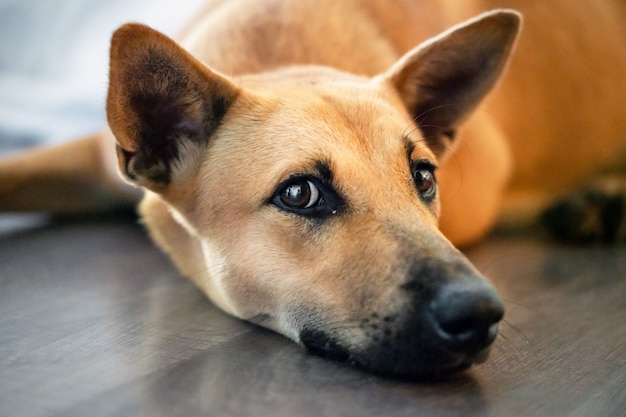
[106, 24, 239, 191]
[385, 10, 521, 157]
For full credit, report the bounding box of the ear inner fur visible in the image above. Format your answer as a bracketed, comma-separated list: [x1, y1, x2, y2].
[106, 23, 240, 188]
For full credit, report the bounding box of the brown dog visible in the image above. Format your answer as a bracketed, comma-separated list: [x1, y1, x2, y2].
[1, 0, 625, 378]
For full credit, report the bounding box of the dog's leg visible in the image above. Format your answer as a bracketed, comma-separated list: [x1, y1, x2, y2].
[541, 175, 626, 243]
[0, 131, 140, 213]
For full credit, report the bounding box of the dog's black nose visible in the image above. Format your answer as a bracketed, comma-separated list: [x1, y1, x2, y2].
[429, 281, 504, 354]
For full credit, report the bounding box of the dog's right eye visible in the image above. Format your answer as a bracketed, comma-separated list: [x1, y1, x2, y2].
[271, 177, 343, 218]
[278, 180, 320, 210]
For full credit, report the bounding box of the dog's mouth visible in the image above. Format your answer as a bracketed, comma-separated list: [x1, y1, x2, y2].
[299, 324, 498, 380]
[299, 335, 496, 380]
[297, 277, 503, 380]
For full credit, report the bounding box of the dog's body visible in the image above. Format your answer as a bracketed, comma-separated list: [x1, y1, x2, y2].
[1, 0, 625, 378]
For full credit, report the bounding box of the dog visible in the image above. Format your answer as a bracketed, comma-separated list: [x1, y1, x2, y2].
[0, 0, 625, 378]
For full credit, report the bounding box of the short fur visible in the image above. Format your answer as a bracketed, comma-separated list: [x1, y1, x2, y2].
[1, 0, 625, 378]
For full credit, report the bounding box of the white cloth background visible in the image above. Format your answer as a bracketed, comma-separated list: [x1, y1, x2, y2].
[0, 0, 206, 154]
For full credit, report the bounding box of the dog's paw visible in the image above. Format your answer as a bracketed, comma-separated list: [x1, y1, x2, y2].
[540, 181, 626, 244]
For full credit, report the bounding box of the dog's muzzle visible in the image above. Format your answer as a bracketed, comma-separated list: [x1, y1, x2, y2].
[299, 258, 504, 379]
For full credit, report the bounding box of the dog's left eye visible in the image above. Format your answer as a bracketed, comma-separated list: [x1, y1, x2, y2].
[274, 179, 321, 210]
[412, 161, 437, 202]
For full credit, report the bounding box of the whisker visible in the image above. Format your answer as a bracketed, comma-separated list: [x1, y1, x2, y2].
[413, 103, 458, 124]
[502, 298, 548, 318]
[497, 318, 539, 366]
[185, 262, 224, 282]
[501, 318, 531, 347]
[495, 332, 528, 366]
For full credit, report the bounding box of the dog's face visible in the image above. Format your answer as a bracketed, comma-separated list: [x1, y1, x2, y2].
[106, 11, 520, 378]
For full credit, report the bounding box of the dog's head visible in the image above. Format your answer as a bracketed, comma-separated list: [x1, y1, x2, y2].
[106, 10, 520, 378]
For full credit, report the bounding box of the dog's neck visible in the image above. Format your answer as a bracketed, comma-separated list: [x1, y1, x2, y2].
[177, 0, 403, 77]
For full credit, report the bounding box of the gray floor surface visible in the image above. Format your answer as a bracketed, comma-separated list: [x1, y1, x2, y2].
[0, 214, 624, 417]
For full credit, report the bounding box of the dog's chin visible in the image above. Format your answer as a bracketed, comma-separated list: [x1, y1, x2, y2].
[300, 328, 494, 380]
[351, 349, 492, 381]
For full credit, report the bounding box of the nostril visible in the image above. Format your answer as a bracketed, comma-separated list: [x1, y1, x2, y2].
[440, 316, 481, 339]
[437, 305, 503, 343]
[430, 283, 504, 352]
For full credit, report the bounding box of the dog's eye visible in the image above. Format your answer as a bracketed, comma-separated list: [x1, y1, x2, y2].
[271, 175, 345, 218]
[413, 161, 437, 202]
[276, 180, 321, 210]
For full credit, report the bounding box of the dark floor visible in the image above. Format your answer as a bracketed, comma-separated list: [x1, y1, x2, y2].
[0, 214, 624, 417]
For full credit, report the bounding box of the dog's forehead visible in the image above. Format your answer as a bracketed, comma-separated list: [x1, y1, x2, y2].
[238, 67, 436, 163]
[240, 65, 370, 88]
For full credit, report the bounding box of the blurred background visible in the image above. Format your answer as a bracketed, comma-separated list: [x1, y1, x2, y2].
[0, 0, 206, 154]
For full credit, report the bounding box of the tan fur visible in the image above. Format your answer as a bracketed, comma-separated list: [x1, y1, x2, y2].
[1, 0, 624, 377]
[449, 0, 626, 241]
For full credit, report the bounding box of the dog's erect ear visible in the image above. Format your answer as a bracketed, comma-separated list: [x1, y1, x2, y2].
[107, 24, 239, 190]
[385, 10, 521, 157]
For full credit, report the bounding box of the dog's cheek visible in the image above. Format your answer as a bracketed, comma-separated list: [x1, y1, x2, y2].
[205, 217, 313, 327]
[209, 219, 336, 333]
